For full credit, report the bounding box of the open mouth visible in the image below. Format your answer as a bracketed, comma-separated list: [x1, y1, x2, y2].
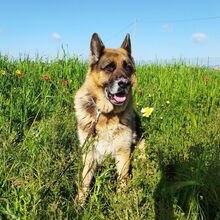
[105, 88, 127, 105]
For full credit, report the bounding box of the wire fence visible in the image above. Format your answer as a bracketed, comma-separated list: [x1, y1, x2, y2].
[139, 57, 220, 69]
[185, 57, 220, 69]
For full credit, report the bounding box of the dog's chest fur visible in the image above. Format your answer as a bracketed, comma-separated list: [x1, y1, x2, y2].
[75, 93, 135, 163]
[94, 114, 133, 162]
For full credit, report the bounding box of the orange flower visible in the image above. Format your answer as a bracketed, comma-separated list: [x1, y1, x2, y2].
[203, 77, 209, 81]
[62, 79, 68, 85]
[18, 73, 24, 78]
[138, 88, 142, 95]
[42, 75, 49, 80]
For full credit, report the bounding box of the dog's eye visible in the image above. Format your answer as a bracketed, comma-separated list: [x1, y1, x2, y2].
[103, 62, 116, 72]
[123, 61, 134, 74]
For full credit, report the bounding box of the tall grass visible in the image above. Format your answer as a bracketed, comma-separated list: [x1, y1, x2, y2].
[0, 54, 219, 219]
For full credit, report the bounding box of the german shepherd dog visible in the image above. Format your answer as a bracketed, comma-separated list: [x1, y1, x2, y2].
[74, 33, 139, 204]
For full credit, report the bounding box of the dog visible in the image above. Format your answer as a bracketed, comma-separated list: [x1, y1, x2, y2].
[74, 33, 140, 205]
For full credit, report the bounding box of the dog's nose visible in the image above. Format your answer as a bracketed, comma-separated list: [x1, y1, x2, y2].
[118, 77, 131, 88]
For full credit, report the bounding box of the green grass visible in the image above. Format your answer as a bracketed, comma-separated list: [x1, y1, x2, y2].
[0, 53, 219, 219]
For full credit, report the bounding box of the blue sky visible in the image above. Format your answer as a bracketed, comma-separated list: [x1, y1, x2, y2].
[0, 0, 220, 62]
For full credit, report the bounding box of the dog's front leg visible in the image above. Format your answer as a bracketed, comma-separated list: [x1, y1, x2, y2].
[115, 148, 131, 192]
[75, 153, 97, 206]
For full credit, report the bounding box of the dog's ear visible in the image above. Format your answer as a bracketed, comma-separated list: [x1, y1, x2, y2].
[120, 33, 131, 55]
[90, 33, 105, 65]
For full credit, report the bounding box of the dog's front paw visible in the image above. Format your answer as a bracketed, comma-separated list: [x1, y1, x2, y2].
[74, 189, 87, 207]
[97, 99, 113, 113]
[117, 177, 129, 194]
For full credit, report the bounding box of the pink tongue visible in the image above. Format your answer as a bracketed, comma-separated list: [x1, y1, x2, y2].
[113, 95, 126, 102]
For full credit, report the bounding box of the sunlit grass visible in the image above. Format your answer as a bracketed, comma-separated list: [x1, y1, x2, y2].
[0, 54, 219, 219]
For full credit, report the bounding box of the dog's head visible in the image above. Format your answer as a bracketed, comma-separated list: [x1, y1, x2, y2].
[88, 33, 136, 107]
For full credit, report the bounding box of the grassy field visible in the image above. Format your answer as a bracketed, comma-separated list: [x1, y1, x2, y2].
[0, 53, 219, 220]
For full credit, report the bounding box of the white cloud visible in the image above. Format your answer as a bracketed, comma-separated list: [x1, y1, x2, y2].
[192, 32, 207, 43]
[162, 24, 173, 32]
[51, 32, 61, 41]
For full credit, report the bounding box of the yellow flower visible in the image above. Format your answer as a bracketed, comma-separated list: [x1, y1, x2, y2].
[141, 107, 154, 118]
[166, 100, 170, 105]
[16, 69, 21, 75]
[0, 70, 6, 75]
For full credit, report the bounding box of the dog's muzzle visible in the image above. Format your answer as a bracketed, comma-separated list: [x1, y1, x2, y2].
[105, 77, 131, 105]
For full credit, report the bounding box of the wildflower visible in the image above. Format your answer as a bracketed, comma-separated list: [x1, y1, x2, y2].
[42, 75, 49, 80]
[141, 107, 154, 118]
[62, 79, 68, 85]
[18, 73, 24, 78]
[16, 69, 21, 75]
[15, 70, 24, 78]
[0, 70, 6, 75]
[166, 100, 170, 105]
[203, 77, 209, 81]
[16, 69, 24, 78]
[137, 88, 142, 95]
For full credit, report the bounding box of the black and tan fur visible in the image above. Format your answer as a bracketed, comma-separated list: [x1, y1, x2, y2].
[74, 33, 139, 204]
